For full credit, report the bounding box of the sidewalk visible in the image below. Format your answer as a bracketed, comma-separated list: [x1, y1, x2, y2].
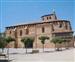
[4, 48, 75, 62]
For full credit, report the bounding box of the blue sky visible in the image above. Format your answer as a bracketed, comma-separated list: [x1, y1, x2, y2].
[0, 0, 75, 34]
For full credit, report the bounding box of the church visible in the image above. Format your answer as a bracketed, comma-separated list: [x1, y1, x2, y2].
[5, 11, 74, 48]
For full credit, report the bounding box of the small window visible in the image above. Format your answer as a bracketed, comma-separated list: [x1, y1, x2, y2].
[65, 23, 68, 30]
[52, 25, 54, 31]
[20, 30, 22, 36]
[26, 29, 29, 34]
[65, 24, 68, 29]
[47, 17, 48, 20]
[42, 18, 44, 20]
[52, 28, 54, 31]
[59, 24, 62, 28]
[49, 16, 51, 19]
[42, 27, 45, 33]
[10, 31, 11, 34]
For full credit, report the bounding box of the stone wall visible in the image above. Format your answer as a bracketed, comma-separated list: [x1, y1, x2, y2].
[5, 21, 73, 48]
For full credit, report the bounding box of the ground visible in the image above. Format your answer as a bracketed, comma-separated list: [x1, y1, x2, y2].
[0, 48, 75, 62]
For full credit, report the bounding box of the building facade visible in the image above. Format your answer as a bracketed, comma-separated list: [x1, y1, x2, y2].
[5, 11, 74, 48]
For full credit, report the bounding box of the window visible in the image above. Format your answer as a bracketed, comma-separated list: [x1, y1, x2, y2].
[59, 24, 62, 28]
[47, 17, 48, 20]
[42, 27, 45, 33]
[52, 24, 54, 31]
[69, 22, 72, 30]
[42, 18, 44, 20]
[52, 28, 54, 31]
[65, 25, 68, 29]
[10, 31, 11, 34]
[26, 29, 29, 34]
[65, 24, 68, 29]
[49, 16, 51, 19]
[20, 30, 22, 36]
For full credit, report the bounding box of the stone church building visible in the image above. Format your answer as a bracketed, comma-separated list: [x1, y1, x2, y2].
[5, 11, 74, 48]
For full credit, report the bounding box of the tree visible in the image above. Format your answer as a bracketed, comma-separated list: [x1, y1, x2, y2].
[51, 37, 64, 51]
[39, 36, 49, 52]
[0, 32, 6, 53]
[0, 36, 6, 53]
[21, 37, 34, 54]
[4, 36, 15, 57]
[5, 36, 15, 45]
[51, 37, 57, 50]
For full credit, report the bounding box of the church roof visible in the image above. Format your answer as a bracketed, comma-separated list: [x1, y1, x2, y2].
[6, 20, 69, 29]
[41, 14, 54, 18]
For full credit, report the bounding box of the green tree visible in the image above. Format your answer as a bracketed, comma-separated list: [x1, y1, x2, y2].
[51, 37, 64, 51]
[39, 36, 49, 52]
[0, 36, 6, 53]
[21, 37, 34, 54]
[5, 36, 15, 45]
[0, 32, 6, 53]
[4, 36, 15, 61]
[5, 36, 15, 55]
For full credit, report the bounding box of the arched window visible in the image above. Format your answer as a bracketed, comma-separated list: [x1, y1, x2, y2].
[26, 29, 29, 34]
[65, 24, 68, 29]
[20, 30, 22, 36]
[10, 31, 11, 34]
[47, 17, 48, 20]
[49, 16, 51, 19]
[52, 24, 54, 31]
[59, 24, 62, 28]
[42, 27, 45, 33]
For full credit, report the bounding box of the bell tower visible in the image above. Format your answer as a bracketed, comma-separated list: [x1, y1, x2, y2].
[41, 10, 57, 22]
